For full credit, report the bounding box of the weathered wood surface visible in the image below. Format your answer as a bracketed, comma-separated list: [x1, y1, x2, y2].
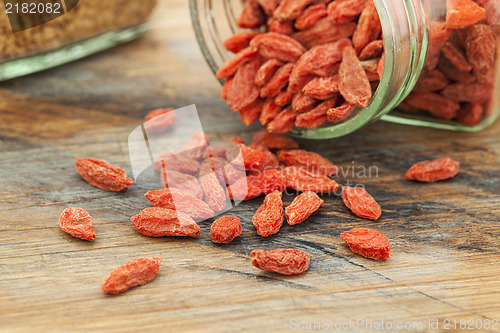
[1, 1, 500, 332]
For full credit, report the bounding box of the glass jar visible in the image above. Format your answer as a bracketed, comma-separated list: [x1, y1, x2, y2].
[0, 0, 157, 82]
[190, 0, 500, 139]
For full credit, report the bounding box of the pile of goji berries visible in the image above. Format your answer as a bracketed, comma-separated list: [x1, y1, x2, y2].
[219, 0, 382, 132]
[402, 0, 498, 125]
[59, 105, 462, 293]
[218, 0, 497, 131]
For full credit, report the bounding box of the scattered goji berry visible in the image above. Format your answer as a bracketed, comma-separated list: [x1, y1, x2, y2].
[154, 151, 200, 174]
[144, 108, 177, 133]
[161, 169, 204, 200]
[199, 172, 228, 212]
[210, 215, 242, 244]
[131, 207, 201, 237]
[102, 257, 162, 294]
[75, 157, 134, 192]
[277, 149, 338, 176]
[282, 166, 339, 193]
[58, 207, 95, 241]
[285, 191, 324, 225]
[225, 142, 268, 171]
[252, 129, 299, 150]
[341, 228, 390, 261]
[342, 186, 381, 220]
[250, 144, 280, 170]
[250, 249, 310, 275]
[144, 188, 215, 220]
[405, 157, 460, 182]
[181, 131, 209, 161]
[228, 169, 286, 201]
[252, 190, 284, 237]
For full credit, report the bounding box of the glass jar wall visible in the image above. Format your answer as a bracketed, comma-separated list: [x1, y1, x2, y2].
[190, 0, 500, 139]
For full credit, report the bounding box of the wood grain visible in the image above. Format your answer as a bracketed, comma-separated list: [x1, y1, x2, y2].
[0, 0, 499, 332]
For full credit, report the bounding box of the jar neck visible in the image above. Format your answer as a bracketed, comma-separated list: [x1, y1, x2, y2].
[295, 0, 429, 139]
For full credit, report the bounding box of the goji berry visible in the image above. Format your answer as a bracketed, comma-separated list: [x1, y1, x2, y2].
[225, 143, 268, 171]
[292, 18, 356, 48]
[260, 99, 282, 126]
[260, 63, 294, 98]
[446, 0, 486, 29]
[75, 157, 134, 192]
[438, 57, 476, 83]
[216, 46, 259, 79]
[154, 152, 200, 174]
[250, 249, 310, 275]
[413, 69, 449, 92]
[144, 188, 215, 220]
[352, 1, 381, 54]
[267, 107, 299, 134]
[327, 0, 368, 24]
[221, 76, 233, 100]
[404, 92, 459, 120]
[302, 75, 339, 100]
[457, 103, 484, 125]
[339, 45, 372, 108]
[295, 4, 327, 30]
[250, 144, 280, 170]
[161, 169, 204, 200]
[358, 40, 384, 60]
[327, 102, 355, 124]
[252, 129, 299, 150]
[296, 97, 338, 129]
[131, 207, 201, 237]
[341, 228, 390, 261]
[240, 98, 264, 126]
[144, 108, 177, 133]
[291, 92, 317, 112]
[405, 157, 460, 182]
[441, 41, 472, 72]
[255, 59, 283, 87]
[252, 190, 284, 237]
[58, 207, 95, 241]
[102, 257, 162, 294]
[342, 186, 381, 220]
[181, 131, 209, 161]
[224, 32, 261, 53]
[282, 166, 339, 193]
[199, 172, 228, 212]
[268, 17, 295, 35]
[210, 215, 242, 244]
[285, 191, 324, 225]
[250, 32, 307, 62]
[257, 0, 280, 16]
[441, 82, 493, 103]
[465, 24, 496, 83]
[274, 0, 315, 21]
[206, 156, 245, 185]
[227, 59, 261, 112]
[238, 0, 266, 29]
[228, 169, 286, 201]
[277, 149, 339, 176]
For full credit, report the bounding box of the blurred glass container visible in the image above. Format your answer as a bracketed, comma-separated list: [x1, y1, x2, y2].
[0, 0, 157, 81]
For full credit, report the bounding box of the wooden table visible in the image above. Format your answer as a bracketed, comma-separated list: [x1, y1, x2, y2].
[1, 1, 499, 332]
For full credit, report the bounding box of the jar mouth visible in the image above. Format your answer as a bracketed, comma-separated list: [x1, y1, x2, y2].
[190, 0, 428, 139]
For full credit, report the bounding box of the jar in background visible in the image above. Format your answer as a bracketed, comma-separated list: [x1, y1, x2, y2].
[0, 0, 157, 82]
[190, 0, 500, 139]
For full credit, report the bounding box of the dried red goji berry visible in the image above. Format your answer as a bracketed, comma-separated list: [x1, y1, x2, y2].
[210, 215, 242, 244]
[358, 40, 384, 60]
[413, 69, 450, 92]
[207, 156, 246, 185]
[131, 207, 201, 237]
[291, 92, 317, 112]
[255, 59, 283, 87]
[405, 157, 460, 182]
[260, 99, 282, 126]
[441, 82, 493, 103]
[144, 108, 177, 133]
[327, 0, 368, 24]
[227, 59, 261, 111]
[102, 257, 162, 294]
[154, 152, 200, 174]
[465, 24, 496, 83]
[285, 191, 324, 225]
[161, 169, 204, 200]
[342, 186, 381, 220]
[267, 107, 299, 134]
[257, 0, 280, 15]
[250, 249, 310, 275]
[224, 32, 261, 53]
[228, 169, 286, 201]
[252, 129, 299, 150]
[352, 1, 381, 54]
[250, 144, 280, 170]
[181, 131, 209, 161]
[296, 97, 338, 129]
[446, 0, 486, 29]
[225, 142, 268, 171]
[438, 57, 476, 83]
[341, 228, 390, 261]
[268, 17, 295, 35]
[441, 41, 472, 72]
[250, 32, 307, 62]
[292, 18, 356, 49]
[457, 103, 484, 125]
[59, 207, 95, 241]
[199, 172, 228, 212]
[260, 63, 294, 98]
[238, 0, 266, 28]
[404, 92, 459, 120]
[326, 102, 356, 124]
[277, 149, 339, 176]
[302, 75, 339, 100]
[252, 190, 284, 237]
[295, 4, 327, 30]
[275, 87, 296, 106]
[339, 45, 372, 107]
[216, 46, 259, 79]
[274, 0, 315, 21]
[221, 76, 233, 100]
[75, 157, 134, 192]
[240, 98, 264, 126]
[144, 188, 215, 220]
[282, 166, 339, 193]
